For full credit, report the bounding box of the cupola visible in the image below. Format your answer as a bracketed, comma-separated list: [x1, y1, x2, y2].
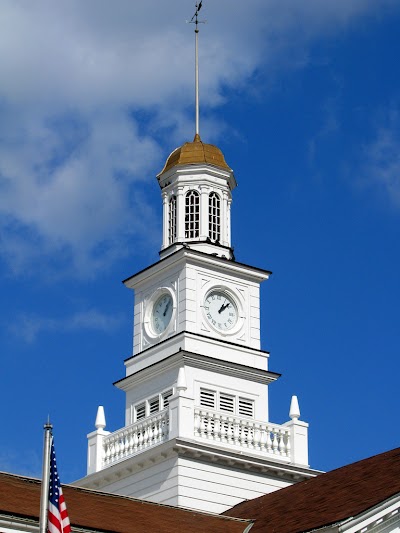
[157, 134, 237, 260]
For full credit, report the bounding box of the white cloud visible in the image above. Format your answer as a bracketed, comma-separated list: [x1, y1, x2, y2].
[362, 111, 400, 206]
[0, 109, 162, 276]
[10, 309, 123, 343]
[0, 0, 398, 277]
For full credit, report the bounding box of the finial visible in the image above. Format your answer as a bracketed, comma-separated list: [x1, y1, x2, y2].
[95, 405, 106, 430]
[176, 367, 187, 392]
[289, 395, 301, 420]
[189, 2, 205, 137]
[43, 415, 53, 431]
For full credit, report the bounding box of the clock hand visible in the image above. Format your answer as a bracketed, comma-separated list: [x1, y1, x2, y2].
[163, 300, 171, 316]
[218, 302, 230, 314]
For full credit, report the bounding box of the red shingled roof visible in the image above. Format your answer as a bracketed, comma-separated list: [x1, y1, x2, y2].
[224, 447, 400, 533]
[0, 472, 251, 533]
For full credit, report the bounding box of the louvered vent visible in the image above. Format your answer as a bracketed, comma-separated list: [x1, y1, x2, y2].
[219, 393, 234, 413]
[238, 397, 254, 417]
[149, 396, 160, 414]
[135, 403, 146, 421]
[162, 389, 173, 409]
[200, 389, 216, 409]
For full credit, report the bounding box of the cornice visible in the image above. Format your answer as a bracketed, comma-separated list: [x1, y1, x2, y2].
[124, 329, 271, 364]
[115, 349, 280, 391]
[73, 437, 320, 492]
[173, 438, 321, 481]
[123, 247, 271, 289]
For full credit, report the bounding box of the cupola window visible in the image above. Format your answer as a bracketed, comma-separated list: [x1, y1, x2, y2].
[168, 195, 177, 245]
[185, 190, 200, 239]
[209, 192, 221, 242]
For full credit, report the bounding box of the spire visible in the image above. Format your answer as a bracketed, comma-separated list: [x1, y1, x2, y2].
[189, 2, 205, 137]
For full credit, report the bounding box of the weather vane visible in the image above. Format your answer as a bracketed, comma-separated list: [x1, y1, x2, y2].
[188, 2, 206, 137]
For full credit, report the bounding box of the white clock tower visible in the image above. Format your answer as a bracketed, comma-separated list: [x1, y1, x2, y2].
[74, 5, 318, 512]
[74, 133, 318, 513]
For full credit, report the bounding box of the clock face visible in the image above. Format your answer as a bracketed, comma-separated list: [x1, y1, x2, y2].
[152, 293, 173, 335]
[204, 290, 238, 332]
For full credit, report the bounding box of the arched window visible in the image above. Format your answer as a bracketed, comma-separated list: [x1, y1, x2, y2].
[168, 195, 176, 245]
[209, 192, 221, 242]
[185, 190, 200, 239]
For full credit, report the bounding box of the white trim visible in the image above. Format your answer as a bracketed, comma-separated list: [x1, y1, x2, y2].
[339, 494, 400, 533]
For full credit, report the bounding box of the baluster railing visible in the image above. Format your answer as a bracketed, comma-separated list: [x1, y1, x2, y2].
[102, 410, 169, 468]
[193, 409, 291, 460]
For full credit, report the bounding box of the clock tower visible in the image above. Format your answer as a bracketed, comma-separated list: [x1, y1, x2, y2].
[74, 133, 318, 513]
[74, 4, 318, 512]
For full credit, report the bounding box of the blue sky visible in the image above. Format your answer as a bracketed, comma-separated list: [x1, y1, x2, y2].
[0, 1, 399, 483]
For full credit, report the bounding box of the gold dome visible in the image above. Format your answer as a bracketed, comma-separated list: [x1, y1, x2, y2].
[158, 134, 232, 177]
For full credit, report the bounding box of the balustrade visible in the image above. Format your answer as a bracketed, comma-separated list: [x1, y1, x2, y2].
[92, 405, 297, 473]
[102, 410, 169, 467]
[194, 409, 290, 457]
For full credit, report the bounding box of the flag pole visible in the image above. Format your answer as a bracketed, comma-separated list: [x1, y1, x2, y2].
[39, 419, 53, 533]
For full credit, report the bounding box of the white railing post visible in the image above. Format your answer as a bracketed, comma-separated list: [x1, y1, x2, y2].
[87, 429, 110, 474]
[87, 406, 110, 474]
[169, 367, 195, 440]
[284, 419, 309, 466]
[284, 395, 309, 467]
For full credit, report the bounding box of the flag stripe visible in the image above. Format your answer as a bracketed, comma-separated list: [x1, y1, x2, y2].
[48, 440, 71, 533]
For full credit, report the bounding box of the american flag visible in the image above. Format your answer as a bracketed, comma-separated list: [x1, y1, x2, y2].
[48, 440, 71, 533]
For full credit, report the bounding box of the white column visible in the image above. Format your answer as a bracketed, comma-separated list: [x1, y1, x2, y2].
[176, 186, 185, 242]
[226, 197, 232, 247]
[200, 185, 209, 240]
[162, 191, 168, 249]
[221, 191, 228, 246]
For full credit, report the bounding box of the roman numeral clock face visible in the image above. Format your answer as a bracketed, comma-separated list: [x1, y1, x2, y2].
[204, 290, 238, 332]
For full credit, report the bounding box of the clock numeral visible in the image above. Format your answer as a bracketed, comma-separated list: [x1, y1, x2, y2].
[207, 313, 212, 319]
[217, 295, 221, 300]
[212, 295, 215, 301]
[212, 319, 216, 325]
[204, 306, 209, 311]
[229, 312, 234, 317]
[228, 319, 232, 324]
